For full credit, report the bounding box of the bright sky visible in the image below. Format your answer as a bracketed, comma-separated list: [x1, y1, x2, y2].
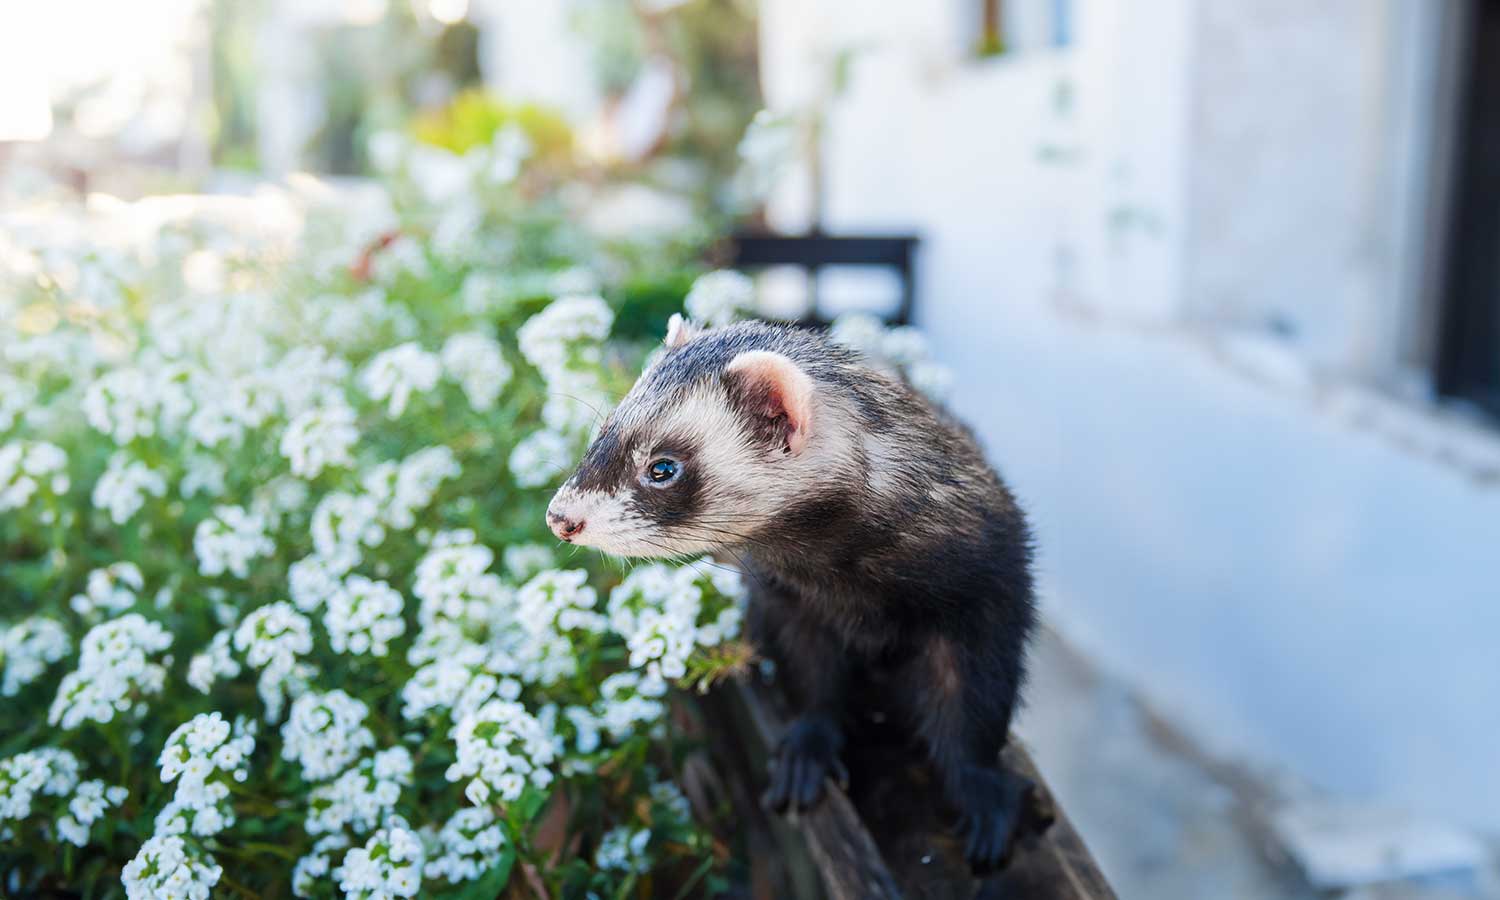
[0, 0, 476, 143]
[0, 0, 202, 142]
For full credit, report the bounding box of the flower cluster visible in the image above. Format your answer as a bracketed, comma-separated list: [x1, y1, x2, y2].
[608, 562, 744, 682]
[194, 504, 275, 578]
[2, 617, 71, 696]
[425, 806, 507, 884]
[92, 452, 168, 524]
[510, 294, 615, 487]
[0, 748, 125, 847]
[324, 575, 406, 657]
[360, 342, 442, 417]
[0, 138, 949, 898]
[281, 398, 359, 479]
[282, 690, 377, 782]
[830, 311, 956, 401]
[596, 825, 652, 874]
[233, 602, 314, 720]
[684, 269, 756, 326]
[69, 562, 144, 617]
[306, 746, 413, 836]
[48, 614, 173, 729]
[334, 816, 425, 899]
[186, 629, 240, 693]
[155, 712, 256, 838]
[0, 440, 68, 514]
[440, 332, 511, 411]
[446, 699, 557, 806]
[122, 834, 222, 900]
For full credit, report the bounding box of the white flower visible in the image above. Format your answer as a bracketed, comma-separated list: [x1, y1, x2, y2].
[508, 429, 573, 489]
[48, 614, 172, 729]
[881, 325, 929, 365]
[516, 294, 613, 378]
[233, 602, 314, 721]
[334, 816, 425, 899]
[440, 332, 511, 411]
[539, 369, 611, 436]
[0, 440, 68, 513]
[0, 748, 80, 824]
[311, 491, 385, 561]
[447, 698, 557, 806]
[626, 607, 699, 680]
[684, 269, 754, 327]
[595, 825, 652, 874]
[360, 342, 441, 417]
[57, 778, 127, 847]
[194, 505, 275, 579]
[288, 553, 351, 613]
[517, 569, 605, 636]
[0, 373, 37, 432]
[1, 617, 71, 696]
[122, 834, 222, 900]
[69, 561, 144, 617]
[82, 368, 158, 444]
[402, 644, 521, 723]
[650, 779, 692, 822]
[907, 360, 955, 401]
[829, 312, 888, 359]
[305, 746, 413, 836]
[185, 395, 245, 449]
[252, 475, 310, 526]
[158, 712, 255, 813]
[502, 543, 553, 583]
[293, 834, 350, 898]
[282, 690, 376, 782]
[281, 399, 359, 479]
[363, 446, 460, 531]
[325, 575, 406, 657]
[154, 794, 234, 837]
[411, 540, 509, 643]
[91, 452, 166, 525]
[186, 629, 240, 693]
[179, 454, 227, 498]
[269, 346, 353, 418]
[425, 806, 507, 884]
[593, 672, 666, 741]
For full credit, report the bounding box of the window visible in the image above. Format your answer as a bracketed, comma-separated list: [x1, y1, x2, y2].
[971, 0, 1074, 58]
[1435, 0, 1500, 421]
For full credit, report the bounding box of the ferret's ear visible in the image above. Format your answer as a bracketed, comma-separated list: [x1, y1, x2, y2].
[664, 314, 703, 349]
[724, 350, 815, 455]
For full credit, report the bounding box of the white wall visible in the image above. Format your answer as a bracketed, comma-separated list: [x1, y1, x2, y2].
[759, 0, 1500, 833]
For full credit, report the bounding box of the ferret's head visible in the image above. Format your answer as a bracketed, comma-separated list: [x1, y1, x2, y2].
[545, 317, 854, 558]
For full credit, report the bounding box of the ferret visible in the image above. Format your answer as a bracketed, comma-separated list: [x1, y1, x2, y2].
[546, 316, 1040, 869]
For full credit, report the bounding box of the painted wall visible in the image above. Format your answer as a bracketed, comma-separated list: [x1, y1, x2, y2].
[758, 0, 1500, 832]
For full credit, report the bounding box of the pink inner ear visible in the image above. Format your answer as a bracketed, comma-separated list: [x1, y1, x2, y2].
[725, 350, 815, 453]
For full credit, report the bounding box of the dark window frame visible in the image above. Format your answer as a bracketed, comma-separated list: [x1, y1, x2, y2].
[1435, 0, 1500, 419]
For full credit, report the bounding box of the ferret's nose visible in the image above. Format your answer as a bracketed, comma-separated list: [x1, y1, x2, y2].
[547, 511, 586, 541]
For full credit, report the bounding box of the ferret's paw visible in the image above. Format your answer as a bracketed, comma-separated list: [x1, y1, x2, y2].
[764, 715, 848, 813]
[955, 767, 1033, 872]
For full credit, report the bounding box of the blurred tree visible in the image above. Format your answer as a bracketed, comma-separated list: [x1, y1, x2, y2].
[570, 0, 763, 215]
[208, 0, 265, 170]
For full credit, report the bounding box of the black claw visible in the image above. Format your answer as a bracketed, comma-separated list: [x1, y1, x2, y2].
[766, 715, 845, 816]
[955, 766, 1032, 871]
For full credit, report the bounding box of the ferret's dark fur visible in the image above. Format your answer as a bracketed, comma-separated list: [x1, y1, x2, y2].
[547, 320, 1039, 868]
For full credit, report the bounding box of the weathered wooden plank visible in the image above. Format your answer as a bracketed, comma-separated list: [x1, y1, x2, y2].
[717, 676, 1117, 900]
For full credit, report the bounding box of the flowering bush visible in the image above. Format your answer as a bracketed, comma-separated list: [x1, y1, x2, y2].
[0, 146, 754, 897]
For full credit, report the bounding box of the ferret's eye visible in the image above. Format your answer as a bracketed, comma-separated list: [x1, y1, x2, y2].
[645, 458, 679, 484]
